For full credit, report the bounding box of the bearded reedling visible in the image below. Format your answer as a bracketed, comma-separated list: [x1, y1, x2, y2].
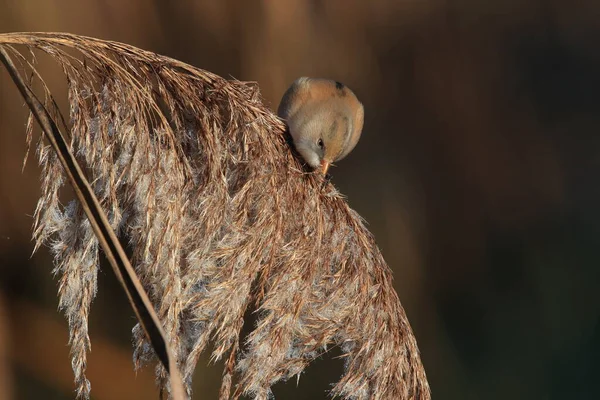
[278, 77, 364, 175]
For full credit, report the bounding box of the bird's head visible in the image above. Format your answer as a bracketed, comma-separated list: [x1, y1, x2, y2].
[289, 110, 351, 175]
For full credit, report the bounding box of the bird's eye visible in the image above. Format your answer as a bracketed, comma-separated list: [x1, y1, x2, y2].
[317, 138, 324, 149]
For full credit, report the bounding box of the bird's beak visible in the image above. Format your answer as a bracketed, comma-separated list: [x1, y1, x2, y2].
[320, 160, 330, 175]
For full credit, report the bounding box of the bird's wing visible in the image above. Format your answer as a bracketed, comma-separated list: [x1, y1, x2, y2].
[337, 101, 364, 161]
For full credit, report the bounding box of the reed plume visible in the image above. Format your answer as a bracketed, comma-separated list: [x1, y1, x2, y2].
[0, 32, 430, 400]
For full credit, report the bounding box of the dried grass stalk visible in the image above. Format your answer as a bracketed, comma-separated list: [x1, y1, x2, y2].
[0, 45, 184, 400]
[0, 32, 430, 400]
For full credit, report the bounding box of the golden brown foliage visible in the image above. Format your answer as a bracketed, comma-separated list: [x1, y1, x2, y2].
[0, 32, 430, 400]
[0, 43, 185, 399]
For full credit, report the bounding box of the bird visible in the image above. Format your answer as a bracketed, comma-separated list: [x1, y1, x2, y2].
[277, 77, 364, 175]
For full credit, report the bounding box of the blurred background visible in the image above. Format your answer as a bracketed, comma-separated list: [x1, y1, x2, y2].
[1, 1, 599, 399]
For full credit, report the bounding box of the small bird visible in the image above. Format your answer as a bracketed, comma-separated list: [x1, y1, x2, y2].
[277, 77, 364, 175]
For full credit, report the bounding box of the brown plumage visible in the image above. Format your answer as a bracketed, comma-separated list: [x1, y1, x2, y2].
[278, 77, 364, 174]
[0, 32, 430, 400]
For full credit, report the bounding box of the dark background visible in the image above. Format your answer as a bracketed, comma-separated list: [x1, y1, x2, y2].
[1, 1, 599, 399]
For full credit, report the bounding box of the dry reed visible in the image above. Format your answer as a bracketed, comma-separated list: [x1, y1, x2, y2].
[0, 32, 430, 400]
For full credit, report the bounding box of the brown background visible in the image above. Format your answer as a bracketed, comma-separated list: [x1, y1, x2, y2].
[1, 1, 599, 399]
